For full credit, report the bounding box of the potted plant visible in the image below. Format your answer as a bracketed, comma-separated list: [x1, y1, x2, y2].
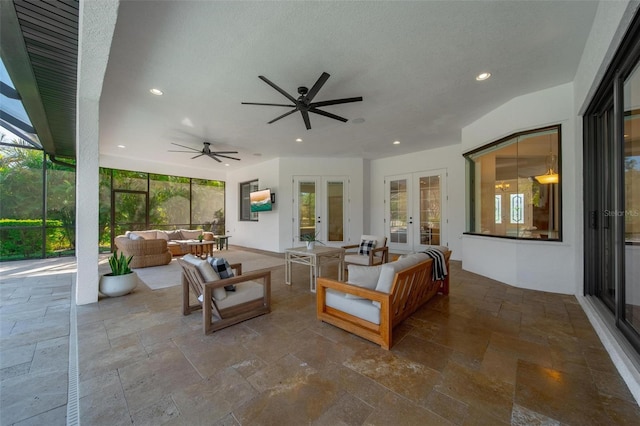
[300, 231, 324, 250]
[99, 250, 137, 297]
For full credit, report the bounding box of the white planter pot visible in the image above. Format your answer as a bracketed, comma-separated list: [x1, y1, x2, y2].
[99, 272, 138, 297]
[306, 241, 315, 250]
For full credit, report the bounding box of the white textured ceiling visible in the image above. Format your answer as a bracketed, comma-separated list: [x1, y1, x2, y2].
[100, 1, 598, 170]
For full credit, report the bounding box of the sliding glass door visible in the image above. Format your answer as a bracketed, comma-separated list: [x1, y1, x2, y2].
[584, 10, 640, 354]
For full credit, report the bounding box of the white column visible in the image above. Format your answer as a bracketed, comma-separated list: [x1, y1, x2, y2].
[75, 0, 119, 305]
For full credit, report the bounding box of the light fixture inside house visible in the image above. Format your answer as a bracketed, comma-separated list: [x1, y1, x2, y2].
[476, 72, 491, 81]
[295, 138, 302, 142]
[535, 134, 559, 184]
[495, 182, 510, 191]
[393, 140, 400, 145]
[117, 144, 126, 148]
[149, 88, 163, 96]
[224, 163, 230, 167]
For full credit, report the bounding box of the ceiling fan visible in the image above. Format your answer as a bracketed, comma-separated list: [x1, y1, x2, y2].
[242, 72, 363, 130]
[169, 142, 240, 162]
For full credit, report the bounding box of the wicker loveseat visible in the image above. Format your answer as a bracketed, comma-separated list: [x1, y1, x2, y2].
[114, 229, 214, 268]
[317, 248, 451, 349]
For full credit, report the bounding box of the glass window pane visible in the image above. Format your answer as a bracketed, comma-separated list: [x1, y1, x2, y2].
[389, 178, 408, 244]
[192, 179, 225, 233]
[327, 181, 343, 241]
[46, 159, 76, 255]
[299, 181, 316, 241]
[623, 61, 640, 334]
[113, 169, 147, 190]
[240, 180, 258, 221]
[149, 174, 190, 228]
[465, 126, 561, 239]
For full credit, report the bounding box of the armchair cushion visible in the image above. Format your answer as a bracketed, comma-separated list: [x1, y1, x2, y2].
[358, 239, 376, 255]
[182, 254, 226, 301]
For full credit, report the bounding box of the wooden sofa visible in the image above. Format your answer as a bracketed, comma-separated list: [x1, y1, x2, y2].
[316, 250, 451, 349]
[178, 255, 271, 334]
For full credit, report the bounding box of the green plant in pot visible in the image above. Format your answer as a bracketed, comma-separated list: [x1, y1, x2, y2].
[300, 231, 324, 250]
[100, 250, 137, 297]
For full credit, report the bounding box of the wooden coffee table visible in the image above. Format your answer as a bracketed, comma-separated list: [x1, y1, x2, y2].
[188, 241, 215, 259]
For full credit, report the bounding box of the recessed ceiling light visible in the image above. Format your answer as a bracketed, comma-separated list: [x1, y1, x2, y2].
[149, 88, 164, 96]
[224, 163, 230, 167]
[476, 72, 491, 81]
[393, 140, 400, 145]
[117, 144, 126, 148]
[296, 138, 303, 143]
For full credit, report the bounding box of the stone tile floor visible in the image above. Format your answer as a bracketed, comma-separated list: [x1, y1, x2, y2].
[1, 251, 640, 425]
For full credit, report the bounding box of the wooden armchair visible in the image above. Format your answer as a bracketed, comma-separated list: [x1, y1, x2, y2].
[342, 234, 389, 267]
[178, 258, 271, 334]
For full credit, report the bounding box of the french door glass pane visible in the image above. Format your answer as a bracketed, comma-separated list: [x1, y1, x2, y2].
[623, 64, 640, 333]
[299, 181, 316, 241]
[327, 181, 344, 242]
[389, 178, 408, 243]
[419, 175, 440, 245]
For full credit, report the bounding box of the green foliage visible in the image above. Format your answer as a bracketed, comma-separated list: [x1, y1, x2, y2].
[0, 219, 70, 259]
[107, 249, 133, 275]
[300, 231, 324, 244]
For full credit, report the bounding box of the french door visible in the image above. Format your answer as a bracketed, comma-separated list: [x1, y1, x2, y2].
[293, 176, 348, 246]
[385, 170, 446, 252]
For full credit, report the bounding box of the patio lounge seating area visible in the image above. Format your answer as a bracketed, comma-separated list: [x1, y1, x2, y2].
[1, 252, 639, 425]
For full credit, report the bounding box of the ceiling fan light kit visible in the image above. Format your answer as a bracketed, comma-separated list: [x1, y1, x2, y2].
[242, 72, 363, 130]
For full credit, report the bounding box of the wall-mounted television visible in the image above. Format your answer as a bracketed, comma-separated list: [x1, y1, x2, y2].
[250, 188, 274, 212]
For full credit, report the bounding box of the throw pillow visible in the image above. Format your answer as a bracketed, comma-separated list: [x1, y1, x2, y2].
[208, 257, 236, 291]
[180, 229, 202, 240]
[129, 233, 143, 240]
[358, 239, 376, 255]
[166, 230, 182, 240]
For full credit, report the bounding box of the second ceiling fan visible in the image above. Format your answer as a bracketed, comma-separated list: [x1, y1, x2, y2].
[242, 72, 363, 130]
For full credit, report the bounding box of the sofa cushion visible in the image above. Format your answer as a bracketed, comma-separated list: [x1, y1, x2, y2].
[129, 233, 143, 240]
[129, 230, 159, 240]
[358, 239, 376, 255]
[325, 289, 380, 325]
[166, 230, 182, 240]
[345, 264, 382, 299]
[180, 229, 202, 239]
[181, 254, 226, 301]
[156, 230, 170, 241]
[374, 253, 430, 294]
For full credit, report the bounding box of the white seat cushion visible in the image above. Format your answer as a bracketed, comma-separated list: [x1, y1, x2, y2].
[325, 288, 381, 325]
[215, 281, 264, 310]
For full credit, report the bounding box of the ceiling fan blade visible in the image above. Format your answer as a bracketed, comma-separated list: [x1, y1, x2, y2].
[268, 109, 297, 124]
[305, 72, 330, 102]
[171, 142, 199, 151]
[207, 154, 222, 163]
[311, 97, 363, 108]
[241, 102, 295, 107]
[211, 151, 239, 155]
[301, 110, 311, 130]
[213, 153, 241, 161]
[191, 154, 205, 159]
[168, 150, 199, 153]
[258, 75, 297, 103]
[309, 108, 348, 122]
